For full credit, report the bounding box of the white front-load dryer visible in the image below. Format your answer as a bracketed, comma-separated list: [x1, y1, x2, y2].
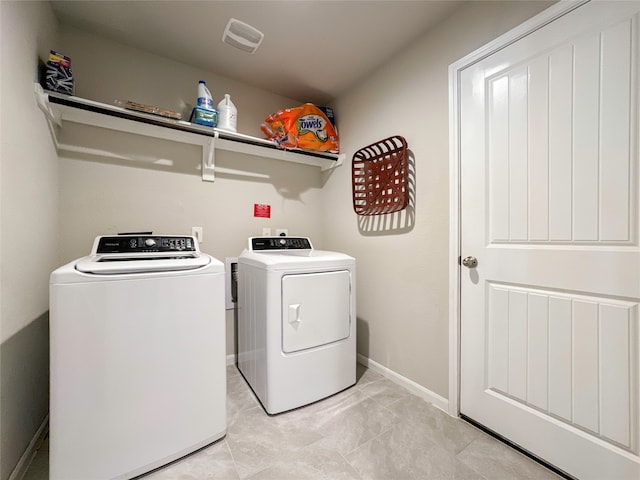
[237, 237, 356, 414]
[50, 235, 226, 480]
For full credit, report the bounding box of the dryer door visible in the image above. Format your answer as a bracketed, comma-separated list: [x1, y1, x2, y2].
[281, 270, 351, 353]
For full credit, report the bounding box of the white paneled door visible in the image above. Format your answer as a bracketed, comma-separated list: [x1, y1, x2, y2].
[459, 1, 640, 478]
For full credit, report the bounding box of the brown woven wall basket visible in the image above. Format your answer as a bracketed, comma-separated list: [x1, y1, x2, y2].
[352, 135, 409, 216]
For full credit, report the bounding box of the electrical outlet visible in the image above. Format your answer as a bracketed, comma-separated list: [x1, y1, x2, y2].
[262, 227, 271, 236]
[191, 226, 203, 243]
[276, 228, 288, 236]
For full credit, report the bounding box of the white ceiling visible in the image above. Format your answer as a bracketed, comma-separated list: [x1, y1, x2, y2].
[50, 0, 466, 105]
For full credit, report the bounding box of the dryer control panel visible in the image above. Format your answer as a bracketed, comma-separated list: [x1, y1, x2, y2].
[250, 237, 312, 251]
[95, 235, 197, 254]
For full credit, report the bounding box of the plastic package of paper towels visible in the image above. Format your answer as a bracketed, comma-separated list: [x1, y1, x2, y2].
[261, 103, 339, 153]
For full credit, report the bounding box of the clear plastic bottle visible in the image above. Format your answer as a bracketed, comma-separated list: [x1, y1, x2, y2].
[197, 80, 213, 110]
[216, 94, 237, 132]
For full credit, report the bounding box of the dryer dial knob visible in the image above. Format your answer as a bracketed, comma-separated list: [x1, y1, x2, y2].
[145, 238, 156, 248]
[279, 238, 287, 246]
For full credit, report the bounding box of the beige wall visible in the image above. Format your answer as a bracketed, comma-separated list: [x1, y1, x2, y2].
[1, 1, 59, 341]
[56, 1, 554, 401]
[0, 3, 558, 475]
[57, 26, 330, 262]
[0, 1, 59, 478]
[56, 27, 334, 356]
[322, 0, 554, 400]
[60, 25, 308, 141]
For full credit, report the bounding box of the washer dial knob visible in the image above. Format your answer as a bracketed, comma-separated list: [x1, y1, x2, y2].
[144, 238, 156, 248]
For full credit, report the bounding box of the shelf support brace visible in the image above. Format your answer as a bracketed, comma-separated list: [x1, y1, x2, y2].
[202, 132, 217, 182]
[34, 83, 63, 150]
[34, 83, 62, 126]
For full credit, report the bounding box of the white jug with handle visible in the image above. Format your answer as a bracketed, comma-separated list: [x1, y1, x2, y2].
[217, 94, 237, 132]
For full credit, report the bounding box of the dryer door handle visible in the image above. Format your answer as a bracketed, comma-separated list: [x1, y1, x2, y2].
[288, 304, 301, 325]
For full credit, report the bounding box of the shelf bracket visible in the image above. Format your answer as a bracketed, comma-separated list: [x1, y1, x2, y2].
[34, 83, 64, 151]
[34, 83, 62, 126]
[202, 132, 217, 182]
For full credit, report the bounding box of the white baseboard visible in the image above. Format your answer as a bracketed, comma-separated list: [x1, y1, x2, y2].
[228, 351, 449, 413]
[357, 354, 449, 413]
[9, 415, 49, 480]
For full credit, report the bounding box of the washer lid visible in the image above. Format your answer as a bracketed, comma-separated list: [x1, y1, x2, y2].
[75, 253, 211, 274]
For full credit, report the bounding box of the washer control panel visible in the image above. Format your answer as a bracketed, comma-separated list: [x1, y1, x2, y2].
[95, 235, 197, 254]
[250, 237, 312, 251]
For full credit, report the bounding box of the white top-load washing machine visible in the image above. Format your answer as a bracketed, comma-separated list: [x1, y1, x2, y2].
[49, 235, 226, 480]
[237, 237, 355, 414]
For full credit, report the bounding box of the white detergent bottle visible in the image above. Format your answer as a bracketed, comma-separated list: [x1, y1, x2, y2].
[217, 94, 237, 132]
[197, 80, 213, 110]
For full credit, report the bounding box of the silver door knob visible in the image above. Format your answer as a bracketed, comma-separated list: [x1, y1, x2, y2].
[462, 256, 478, 268]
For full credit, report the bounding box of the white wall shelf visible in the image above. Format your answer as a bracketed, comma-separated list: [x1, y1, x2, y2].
[35, 84, 344, 182]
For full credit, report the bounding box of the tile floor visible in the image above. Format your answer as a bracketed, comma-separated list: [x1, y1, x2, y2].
[25, 364, 560, 480]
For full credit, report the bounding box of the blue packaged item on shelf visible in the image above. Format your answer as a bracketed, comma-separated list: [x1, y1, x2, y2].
[190, 106, 218, 127]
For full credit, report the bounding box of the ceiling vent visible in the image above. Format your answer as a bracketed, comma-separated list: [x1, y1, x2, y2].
[222, 18, 264, 54]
